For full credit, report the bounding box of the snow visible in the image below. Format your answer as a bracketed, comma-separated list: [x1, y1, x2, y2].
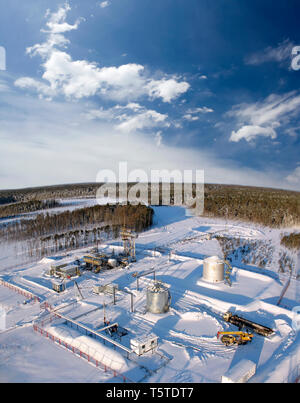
[44, 323, 130, 372]
[0, 204, 300, 383]
[222, 359, 256, 383]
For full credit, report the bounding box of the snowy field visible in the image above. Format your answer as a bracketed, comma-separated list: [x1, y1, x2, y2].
[0, 205, 300, 383]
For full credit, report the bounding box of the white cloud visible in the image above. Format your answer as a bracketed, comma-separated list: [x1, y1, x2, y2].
[147, 78, 190, 103]
[286, 166, 300, 185]
[116, 109, 168, 133]
[2, 91, 298, 190]
[183, 106, 214, 122]
[14, 76, 56, 99]
[183, 114, 199, 122]
[230, 125, 277, 143]
[84, 103, 169, 133]
[15, 4, 190, 104]
[43, 3, 81, 34]
[186, 107, 214, 114]
[228, 92, 300, 142]
[99, 1, 110, 8]
[245, 39, 294, 67]
[1, 87, 299, 191]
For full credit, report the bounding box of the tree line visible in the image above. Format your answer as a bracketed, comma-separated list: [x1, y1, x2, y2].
[281, 233, 300, 250]
[0, 199, 60, 219]
[1, 203, 154, 242]
[0, 182, 299, 228]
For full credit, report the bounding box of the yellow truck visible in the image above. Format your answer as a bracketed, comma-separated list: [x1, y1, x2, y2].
[217, 331, 253, 346]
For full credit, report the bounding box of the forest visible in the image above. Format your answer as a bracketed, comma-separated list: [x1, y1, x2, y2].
[202, 184, 300, 228]
[0, 199, 60, 219]
[281, 233, 300, 250]
[0, 182, 299, 228]
[1, 203, 154, 242]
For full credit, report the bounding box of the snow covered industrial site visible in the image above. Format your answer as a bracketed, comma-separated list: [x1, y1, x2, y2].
[0, 204, 299, 384]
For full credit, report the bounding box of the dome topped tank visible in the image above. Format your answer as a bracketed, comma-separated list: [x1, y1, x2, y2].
[202, 256, 225, 283]
[146, 282, 171, 314]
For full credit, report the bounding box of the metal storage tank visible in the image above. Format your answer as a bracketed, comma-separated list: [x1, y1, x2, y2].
[202, 256, 225, 283]
[146, 282, 171, 314]
[108, 258, 117, 268]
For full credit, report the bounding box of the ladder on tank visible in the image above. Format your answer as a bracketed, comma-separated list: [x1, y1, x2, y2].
[224, 259, 233, 287]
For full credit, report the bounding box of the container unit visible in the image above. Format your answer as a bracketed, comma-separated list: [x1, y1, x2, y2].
[202, 256, 225, 283]
[50, 263, 68, 276]
[59, 265, 79, 279]
[146, 282, 171, 314]
[222, 359, 256, 383]
[130, 335, 158, 356]
[83, 255, 104, 269]
[52, 281, 66, 293]
[50, 263, 78, 279]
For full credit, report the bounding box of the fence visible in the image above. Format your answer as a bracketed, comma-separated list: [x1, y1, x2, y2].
[0, 279, 41, 303]
[32, 322, 133, 383]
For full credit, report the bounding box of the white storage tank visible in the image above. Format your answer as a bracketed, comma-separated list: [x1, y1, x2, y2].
[108, 258, 117, 268]
[146, 282, 171, 314]
[202, 256, 225, 283]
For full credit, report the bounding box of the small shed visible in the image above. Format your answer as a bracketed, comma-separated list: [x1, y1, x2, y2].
[130, 335, 158, 356]
[59, 265, 78, 278]
[52, 281, 66, 293]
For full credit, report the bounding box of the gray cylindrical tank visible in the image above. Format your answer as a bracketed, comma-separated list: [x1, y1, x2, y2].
[146, 282, 171, 314]
[202, 256, 225, 283]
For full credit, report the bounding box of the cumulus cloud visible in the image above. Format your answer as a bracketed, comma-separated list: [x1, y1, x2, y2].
[230, 125, 277, 143]
[2, 91, 297, 190]
[147, 78, 190, 103]
[85, 103, 169, 133]
[116, 110, 168, 133]
[15, 3, 190, 104]
[228, 91, 300, 142]
[43, 3, 81, 34]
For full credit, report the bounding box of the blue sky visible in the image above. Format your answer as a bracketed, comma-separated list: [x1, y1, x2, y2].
[0, 0, 300, 190]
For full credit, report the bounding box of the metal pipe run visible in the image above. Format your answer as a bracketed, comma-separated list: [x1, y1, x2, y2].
[134, 268, 156, 291]
[46, 309, 133, 354]
[120, 289, 134, 313]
